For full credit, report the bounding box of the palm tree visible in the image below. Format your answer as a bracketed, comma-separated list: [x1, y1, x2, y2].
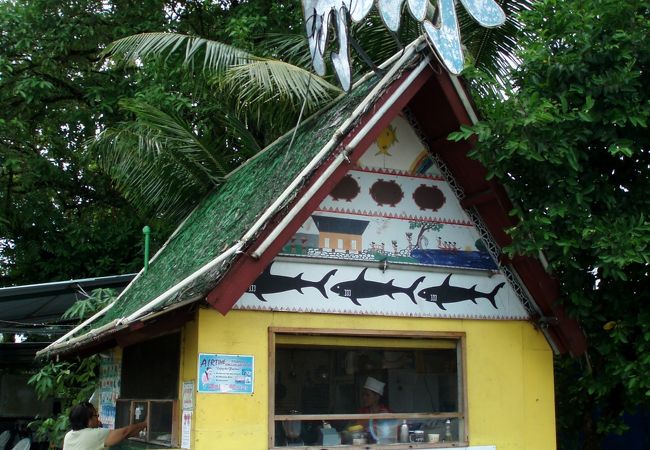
[93, 1, 533, 225]
[92, 33, 341, 224]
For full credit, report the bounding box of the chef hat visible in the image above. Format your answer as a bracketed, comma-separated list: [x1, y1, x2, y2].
[363, 376, 385, 396]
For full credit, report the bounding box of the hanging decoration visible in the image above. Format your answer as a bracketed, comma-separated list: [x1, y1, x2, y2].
[302, 0, 506, 90]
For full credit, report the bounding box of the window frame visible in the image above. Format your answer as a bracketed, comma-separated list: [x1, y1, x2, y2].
[268, 327, 468, 449]
[115, 331, 182, 448]
[115, 398, 178, 447]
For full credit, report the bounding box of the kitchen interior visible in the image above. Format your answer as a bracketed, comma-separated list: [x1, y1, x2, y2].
[274, 343, 460, 446]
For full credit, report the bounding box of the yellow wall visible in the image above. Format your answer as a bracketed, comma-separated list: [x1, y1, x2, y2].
[178, 314, 199, 447]
[183, 309, 555, 450]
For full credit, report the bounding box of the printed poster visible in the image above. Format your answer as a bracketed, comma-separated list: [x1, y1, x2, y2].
[98, 349, 121, 428]
[197, 353, 254, 394]
[181, 410, 192, 449]
[182, 380, 194, 410]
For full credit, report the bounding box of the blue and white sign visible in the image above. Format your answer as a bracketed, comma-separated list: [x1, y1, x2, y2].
[198, 353, 254, 394]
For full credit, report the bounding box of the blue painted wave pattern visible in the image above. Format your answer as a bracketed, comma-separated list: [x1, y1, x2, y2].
[410, 249, 498, 270]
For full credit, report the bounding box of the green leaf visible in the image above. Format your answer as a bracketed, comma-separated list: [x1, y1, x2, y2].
[448, 125, 476, 142]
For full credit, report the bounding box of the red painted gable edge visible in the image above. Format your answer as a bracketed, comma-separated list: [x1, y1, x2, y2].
[205, 61, 587, 356]
[206, 62, 432, 315]
[427, 70, 586, 356]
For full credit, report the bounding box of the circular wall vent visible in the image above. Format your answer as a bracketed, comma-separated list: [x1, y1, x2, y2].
[330, 175, 360, 201]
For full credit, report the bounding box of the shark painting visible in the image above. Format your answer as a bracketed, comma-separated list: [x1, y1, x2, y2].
[330, 268, 425, 306]
[248, 264, 337, 302]
[417, 274, 504, 310]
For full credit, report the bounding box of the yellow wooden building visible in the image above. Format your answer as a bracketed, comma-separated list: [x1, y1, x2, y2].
[39, 40, 585, 450]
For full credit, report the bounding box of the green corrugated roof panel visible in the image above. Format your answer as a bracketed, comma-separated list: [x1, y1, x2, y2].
[86, 73, 382, 332]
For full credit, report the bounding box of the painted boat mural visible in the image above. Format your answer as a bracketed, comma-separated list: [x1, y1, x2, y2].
[278, 114, 498, 272]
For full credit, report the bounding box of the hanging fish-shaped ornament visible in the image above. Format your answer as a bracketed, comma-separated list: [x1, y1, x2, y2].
[423, 0, 465, 74]
[301, 0, 507, 89]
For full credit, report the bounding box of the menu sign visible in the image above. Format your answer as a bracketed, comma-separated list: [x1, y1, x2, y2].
[197, 353, 254, 394]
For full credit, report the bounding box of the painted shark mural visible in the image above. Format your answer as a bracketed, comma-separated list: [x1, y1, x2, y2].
[417, 274, 504, 310]
[247, 263, 337, 302]
[330, 268, 425, 306]
[237, 261, 526, 320]
[234, 114, 529, 321]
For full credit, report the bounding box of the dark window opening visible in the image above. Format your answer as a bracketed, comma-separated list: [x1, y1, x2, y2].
[121, 332, 180, 399]
[116, 332, 181, 447]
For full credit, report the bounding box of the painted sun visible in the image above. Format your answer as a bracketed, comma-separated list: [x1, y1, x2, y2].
[375, 125, 398, 156]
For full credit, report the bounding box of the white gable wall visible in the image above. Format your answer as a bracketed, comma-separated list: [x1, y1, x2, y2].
[234, 115, 529, 321]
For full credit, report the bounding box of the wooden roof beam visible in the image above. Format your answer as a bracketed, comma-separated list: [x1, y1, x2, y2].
[460, 189, 499, 209]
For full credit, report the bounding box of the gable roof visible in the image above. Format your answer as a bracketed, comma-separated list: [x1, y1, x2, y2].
[39, 38, 586, 359]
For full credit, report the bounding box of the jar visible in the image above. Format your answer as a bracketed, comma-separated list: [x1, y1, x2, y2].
[409, 430, 425, 443]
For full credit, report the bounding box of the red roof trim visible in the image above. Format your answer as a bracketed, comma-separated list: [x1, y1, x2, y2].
[418, 70, 586, 356]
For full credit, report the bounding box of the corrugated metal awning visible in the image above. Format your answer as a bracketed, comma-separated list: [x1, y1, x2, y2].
[0, 274, 135, 334]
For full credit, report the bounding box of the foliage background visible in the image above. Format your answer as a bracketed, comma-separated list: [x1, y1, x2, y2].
[1, 0, 648, 449]
[0, 0, 307, 286]
[453, 0, 650, 448]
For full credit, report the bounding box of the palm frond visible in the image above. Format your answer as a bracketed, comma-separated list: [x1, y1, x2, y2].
[90, 100, 246, 221]
[222, 58, 341, 112]
[215, 110, 262, 160]
[102, 32, 252, 73]
[92, 127, 206, 221]
[261, 33, 315, 69]
[91, 97, 267, 222]
[94, 122, 213, 220]
[104, 32, 339, 124]
[119, 99, 231, 180]
[351, 12, 421, 71]
[459, 0, 533, 82]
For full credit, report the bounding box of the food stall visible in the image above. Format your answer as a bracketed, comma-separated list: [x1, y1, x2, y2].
[38, 40, 586, 450]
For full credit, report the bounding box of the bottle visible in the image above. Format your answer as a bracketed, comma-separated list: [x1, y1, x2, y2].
[398, 420, 409, 443]
[444, 419, 452, 442]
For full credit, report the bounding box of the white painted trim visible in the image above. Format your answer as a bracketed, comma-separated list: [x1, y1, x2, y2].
[120, 242, 243, 323]
[449, 75, 479, 125]
[40, 242, 243, 355]
[45, 302, 116, 349]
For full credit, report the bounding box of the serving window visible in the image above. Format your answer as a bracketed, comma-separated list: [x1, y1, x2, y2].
[269, 328, 467, 448]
